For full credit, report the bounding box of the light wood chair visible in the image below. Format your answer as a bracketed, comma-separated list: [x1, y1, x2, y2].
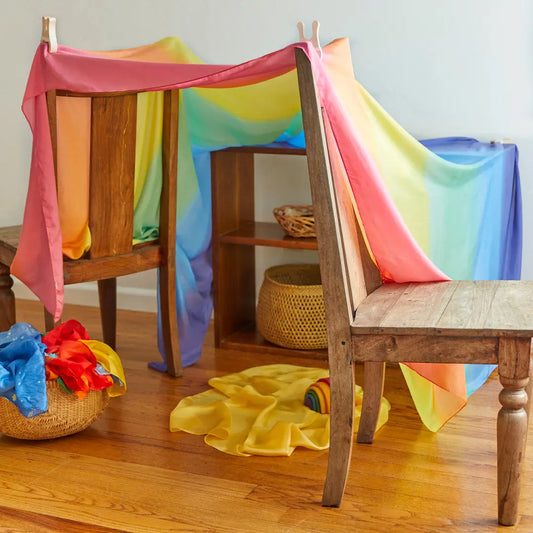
[0, 88, 182, 377]
[295, 48, 532, 526]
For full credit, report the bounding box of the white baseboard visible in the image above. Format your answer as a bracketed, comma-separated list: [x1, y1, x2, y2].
[13, 279, 158, 314]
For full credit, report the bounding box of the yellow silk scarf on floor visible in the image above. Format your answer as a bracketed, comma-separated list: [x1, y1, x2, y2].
[170, 364, 390, 456]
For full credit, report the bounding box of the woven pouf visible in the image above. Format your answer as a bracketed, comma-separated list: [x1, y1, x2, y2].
[0, 381, 109, 440]
[256, 263, 327, 350]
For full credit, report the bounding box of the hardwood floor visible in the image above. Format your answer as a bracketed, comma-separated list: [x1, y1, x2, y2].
[1, 299, 532, 532]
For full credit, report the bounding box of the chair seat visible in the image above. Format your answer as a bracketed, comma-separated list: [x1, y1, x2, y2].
[0, 224, 162, 285]
[352, 280, 533, 338]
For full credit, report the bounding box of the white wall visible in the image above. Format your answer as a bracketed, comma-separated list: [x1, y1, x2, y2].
[2, 1, 533, 310]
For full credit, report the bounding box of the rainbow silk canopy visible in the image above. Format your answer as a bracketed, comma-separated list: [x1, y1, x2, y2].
[15, 37, 521, 432]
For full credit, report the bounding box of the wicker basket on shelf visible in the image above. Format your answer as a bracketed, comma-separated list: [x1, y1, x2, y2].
[273, 205, 315, 238]
[0, 381, 109, 440]
[256, 264, 327, 350]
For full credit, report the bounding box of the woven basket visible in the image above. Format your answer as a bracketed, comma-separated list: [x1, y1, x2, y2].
[273, 205, 315, 238]
[0, 381, 109, 440]
[256, 264, 327, 350]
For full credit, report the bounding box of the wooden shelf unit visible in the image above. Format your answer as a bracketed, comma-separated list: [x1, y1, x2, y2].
[211, 146, 326, 358]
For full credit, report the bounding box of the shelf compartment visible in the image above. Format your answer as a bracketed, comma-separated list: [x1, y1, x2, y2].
[219, 222, 318, 250]
[211, 147, 321, 357]
[219, 322, 327, 361]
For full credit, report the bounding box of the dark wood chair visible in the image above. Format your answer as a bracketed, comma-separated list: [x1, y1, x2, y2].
[295, 48, 532, 526]
[0, 88, 182, 377]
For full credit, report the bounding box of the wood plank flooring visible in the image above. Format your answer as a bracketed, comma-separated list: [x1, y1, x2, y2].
[1, 299, 533, 532]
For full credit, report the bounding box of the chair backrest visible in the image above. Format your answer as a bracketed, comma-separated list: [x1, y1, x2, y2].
[295, 48, 381, 327]
[46, 89, 179, 261]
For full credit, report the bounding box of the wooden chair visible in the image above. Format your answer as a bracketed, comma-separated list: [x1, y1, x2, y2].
[295, 48, 532, 526]
[0, 87, 182, 377]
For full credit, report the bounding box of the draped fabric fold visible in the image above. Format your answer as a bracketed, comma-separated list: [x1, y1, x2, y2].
[169, 364, 390, 456]
[14, 37, 521, 431]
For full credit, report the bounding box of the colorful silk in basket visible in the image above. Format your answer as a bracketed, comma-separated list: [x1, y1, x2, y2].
[14, 37, 521, 431]
[0, 320, 126, 417]
[0, 323, 47, 418]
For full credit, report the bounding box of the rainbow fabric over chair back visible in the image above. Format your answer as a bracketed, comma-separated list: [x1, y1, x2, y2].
[16, 37, 521, 432]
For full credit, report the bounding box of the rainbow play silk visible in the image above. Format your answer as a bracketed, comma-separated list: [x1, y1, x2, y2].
[170, 364, 390, 456]
[15, 37, 521, 431]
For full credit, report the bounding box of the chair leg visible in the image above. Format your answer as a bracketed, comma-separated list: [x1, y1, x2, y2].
[322, 340, 355, 507]
[159, 264, 182, 377]
[98, 278, 117, 349]
[43, 308, 58, 332]
[0, 262, 16, 332]
[497, 338, 530, 526]
[357, 362, 386, 444]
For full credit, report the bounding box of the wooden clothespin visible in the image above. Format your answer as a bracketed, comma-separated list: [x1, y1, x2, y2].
[297, 20, 322, 59]
[41, 16, 57, 53]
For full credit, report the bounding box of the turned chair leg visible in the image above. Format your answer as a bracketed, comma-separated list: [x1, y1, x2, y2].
[497, 338, 531, 526]
[357, 362, 386, 444]
[322, 339, 355, 507]
[0, 262, 16, 332]
[98, 278, 117, 349]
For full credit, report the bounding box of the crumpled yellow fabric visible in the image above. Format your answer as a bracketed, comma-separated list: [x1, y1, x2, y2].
[170, 364, 390, 456]
[79, 340, 127, 397]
